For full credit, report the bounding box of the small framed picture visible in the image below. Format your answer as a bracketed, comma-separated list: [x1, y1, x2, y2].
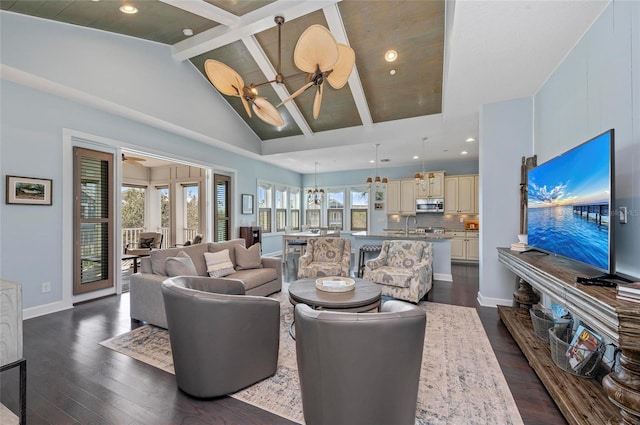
[6, 175, 52, 205]
[375, 191, 384, 201]
[374, 202, 384, 210]
[241, 194, 254, 215]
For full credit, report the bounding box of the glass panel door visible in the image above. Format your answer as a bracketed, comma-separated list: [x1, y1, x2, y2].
[214, 174, 230, 241]
[73, 147, 114, 294]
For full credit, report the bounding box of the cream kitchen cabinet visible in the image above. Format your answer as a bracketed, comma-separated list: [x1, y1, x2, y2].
[444, 175, 476, 214]
[386, 179, 416, 215]
[415, 171, 445, 199]
[447, 230, 479, 261]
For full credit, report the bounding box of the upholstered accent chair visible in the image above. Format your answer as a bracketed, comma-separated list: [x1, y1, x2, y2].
[161, 276, 280, 398]
[363, 240, 433, 303]
[297, 237, 351, 278]
[125, 232, 163, 256]
[294, 300, 426, 425]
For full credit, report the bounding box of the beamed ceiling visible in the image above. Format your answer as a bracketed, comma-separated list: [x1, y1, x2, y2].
[0, 0, 610, 173]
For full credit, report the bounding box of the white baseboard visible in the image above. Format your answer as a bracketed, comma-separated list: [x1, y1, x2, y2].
[23, 300, 73, 320]
[434, 273, 453, 282]
[476, 292, 513, 308]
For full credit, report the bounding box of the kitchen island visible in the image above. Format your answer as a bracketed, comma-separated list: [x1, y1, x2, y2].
[351, 231, 452, 281]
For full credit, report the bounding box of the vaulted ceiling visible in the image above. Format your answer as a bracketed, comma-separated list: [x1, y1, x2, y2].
[0, 0, 610, 173]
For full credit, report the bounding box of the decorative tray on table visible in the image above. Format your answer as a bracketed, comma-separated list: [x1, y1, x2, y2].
[315, 277, 355, 292]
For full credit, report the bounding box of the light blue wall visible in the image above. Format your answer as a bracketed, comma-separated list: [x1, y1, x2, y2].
[479, 97, 534, 305]
[0, 80, 299, 311]
[302, 160, 479, 187]
[534, 0, 639, 279]
[477, 0, 639, 308]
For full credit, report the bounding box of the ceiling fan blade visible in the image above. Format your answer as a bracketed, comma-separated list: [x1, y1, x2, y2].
[277, 81, 314, 107]
[241, 95, 252, 118]
[204, 59, 244, 97]
[313, 84, 323, 119]
[327, 44, 355, 89]
[294, 25, 339, 74]
[252, 97, 285, 127]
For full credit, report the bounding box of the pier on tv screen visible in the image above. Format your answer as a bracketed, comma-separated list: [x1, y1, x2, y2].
[527, 130, 613, 272]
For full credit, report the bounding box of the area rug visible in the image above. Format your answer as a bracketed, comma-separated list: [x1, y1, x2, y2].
[100, 294, 523, 425]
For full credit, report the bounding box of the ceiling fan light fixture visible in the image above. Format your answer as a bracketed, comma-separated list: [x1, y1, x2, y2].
[119, 4, 138, 14]
[385, 49, 398, 62]
[205, 16, 354, 128]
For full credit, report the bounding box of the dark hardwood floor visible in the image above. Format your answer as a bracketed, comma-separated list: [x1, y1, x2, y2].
[1, 258, 567, 425]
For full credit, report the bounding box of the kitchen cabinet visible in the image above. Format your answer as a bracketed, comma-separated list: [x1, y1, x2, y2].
[447, 230, 479, 261]
[386, 179, 416, 215]
[474, 175, 479, 213]
[444, 175, 476, 214]
[415, 171, 445, 199]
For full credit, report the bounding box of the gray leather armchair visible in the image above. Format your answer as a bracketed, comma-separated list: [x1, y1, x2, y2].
[161, 276, 280, 398]
[294, 300, 426, 425]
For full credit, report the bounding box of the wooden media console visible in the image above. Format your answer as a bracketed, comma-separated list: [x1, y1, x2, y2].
[497, 248, 640, 425]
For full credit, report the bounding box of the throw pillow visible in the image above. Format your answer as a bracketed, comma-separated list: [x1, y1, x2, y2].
[139, 237, 155, 249]
[165, 251, 197, 277]
[235, 243, 263, 270]
[204, 249, 235, 278]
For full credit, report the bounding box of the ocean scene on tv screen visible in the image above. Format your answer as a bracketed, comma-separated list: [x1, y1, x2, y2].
[527, 132, 611, 271]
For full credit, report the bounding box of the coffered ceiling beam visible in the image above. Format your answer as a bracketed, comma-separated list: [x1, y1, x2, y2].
[242, 36, 313, 136]
[158, 0, 239, 27]
[322, 4, 373, 127]
[171, 0, 341, 61]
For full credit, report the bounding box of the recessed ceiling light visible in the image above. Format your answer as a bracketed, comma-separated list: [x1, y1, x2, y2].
[120, 4, 138, 14]
[389, 69, 396, 76]
[183, 28, 194, 36]
[385, 50, 398, 62]
[412, 155, 419, 159]
[466, 137, 476, 143]
[461, 150, 468, 155]
[369, 160, 375, 164]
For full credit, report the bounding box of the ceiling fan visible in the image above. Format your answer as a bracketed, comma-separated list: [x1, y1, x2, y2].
[122, 153, 146, 166]
[204, 16, 355, 127]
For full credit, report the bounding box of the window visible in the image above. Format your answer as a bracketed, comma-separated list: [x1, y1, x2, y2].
[183, 183, 199, 242]
[290, 189, 300, 230]
[157, 186, 170, 247]
[327, 189, 344, 230]
[121, 185, 146, 250]
[214, 175, 230, 241]
[275, 187, 287, 232]
[350, 189, 369, 231]
[258, 183, 272, 233]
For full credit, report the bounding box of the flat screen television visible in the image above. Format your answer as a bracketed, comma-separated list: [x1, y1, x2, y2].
[527, 129, 614, 276]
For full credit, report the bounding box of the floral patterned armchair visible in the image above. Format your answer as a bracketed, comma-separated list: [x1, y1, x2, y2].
[363, 240, 433, 303]
[297, 237, 352, 279]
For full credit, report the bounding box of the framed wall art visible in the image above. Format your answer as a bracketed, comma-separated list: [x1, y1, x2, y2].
[6, 175, 52, 205]
[241, 194, 254, 215]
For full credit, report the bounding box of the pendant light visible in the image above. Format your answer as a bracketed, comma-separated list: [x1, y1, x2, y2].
[415, 137, 434, 190]
[366, 144, 388, 190]
[308, 162, 325, 204]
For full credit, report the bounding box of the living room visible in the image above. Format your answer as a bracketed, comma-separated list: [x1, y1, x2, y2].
[1, 1, 639, 424]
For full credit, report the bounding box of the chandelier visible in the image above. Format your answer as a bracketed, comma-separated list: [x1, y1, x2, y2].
[308, 162, 325, 204]
[366, 144, 388, 190]
[415, 137, 435, 190]
[204, 16, 355, 127]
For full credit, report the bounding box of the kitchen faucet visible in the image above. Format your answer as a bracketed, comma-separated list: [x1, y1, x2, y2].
[404, 215, 417, 235]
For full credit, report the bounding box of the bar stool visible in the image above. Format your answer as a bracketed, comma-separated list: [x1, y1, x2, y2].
[358, 245, 382, 278]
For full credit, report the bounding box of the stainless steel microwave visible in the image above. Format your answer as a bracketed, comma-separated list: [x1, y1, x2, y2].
[416, 198, 444, 213]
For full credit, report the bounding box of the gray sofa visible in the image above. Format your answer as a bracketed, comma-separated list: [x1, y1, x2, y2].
[130, 238, 282, 328]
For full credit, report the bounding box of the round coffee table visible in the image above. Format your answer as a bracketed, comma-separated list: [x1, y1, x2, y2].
[289, 277, 382, 312]
[288, 277, 382, 339]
